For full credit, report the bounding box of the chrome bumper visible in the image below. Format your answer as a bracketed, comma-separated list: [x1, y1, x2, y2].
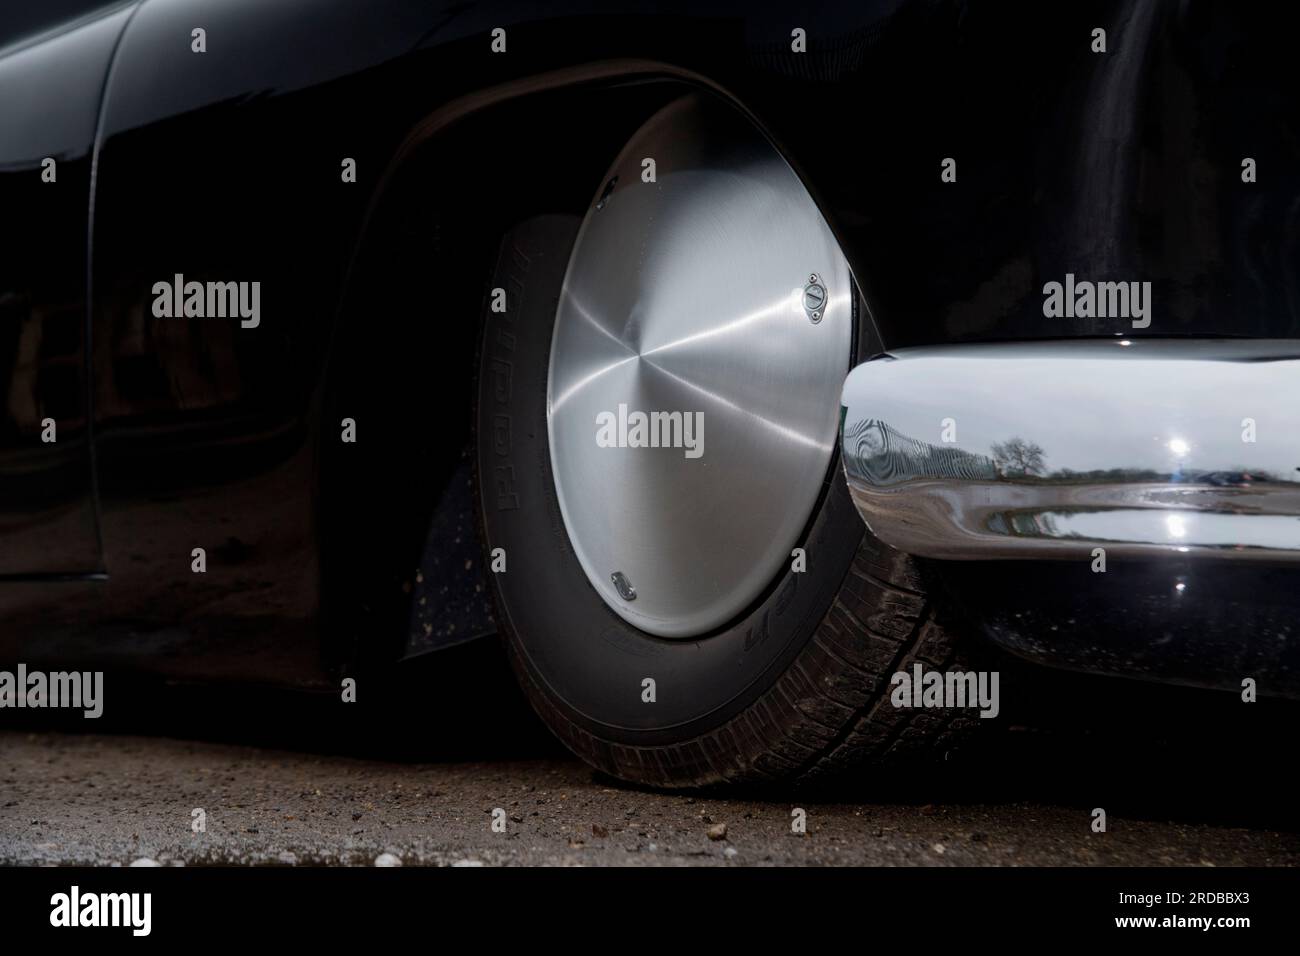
[840, 339, 1300, 562]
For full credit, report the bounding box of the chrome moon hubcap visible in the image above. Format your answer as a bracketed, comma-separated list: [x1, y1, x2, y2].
[547, 93, 853, 638]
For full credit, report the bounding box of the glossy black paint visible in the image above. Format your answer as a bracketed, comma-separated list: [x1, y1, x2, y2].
[0, 4, 134, 575]
[937, 558, 1300, 697]
[0, 0, 1296, 687]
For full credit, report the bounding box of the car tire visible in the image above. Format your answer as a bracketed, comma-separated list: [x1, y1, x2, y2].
[474, 213, 978, 789]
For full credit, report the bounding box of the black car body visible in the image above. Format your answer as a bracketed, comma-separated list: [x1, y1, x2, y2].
[2, 1, 1298, 779]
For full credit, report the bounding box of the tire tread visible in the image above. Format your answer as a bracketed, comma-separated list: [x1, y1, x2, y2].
[505, 532, 977, 788]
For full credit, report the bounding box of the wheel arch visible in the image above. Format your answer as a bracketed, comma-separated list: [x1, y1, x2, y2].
[316, 61, 799, 675]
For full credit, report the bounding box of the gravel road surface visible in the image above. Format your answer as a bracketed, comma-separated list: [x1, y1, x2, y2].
[3, 645, 1298, 867]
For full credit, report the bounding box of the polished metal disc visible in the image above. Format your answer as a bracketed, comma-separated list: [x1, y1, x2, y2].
[547, 93, 853, 638]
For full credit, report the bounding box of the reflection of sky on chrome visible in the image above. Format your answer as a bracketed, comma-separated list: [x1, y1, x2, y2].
[859, 344, 1300, 477]
[1032, 511, 1300, 549]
